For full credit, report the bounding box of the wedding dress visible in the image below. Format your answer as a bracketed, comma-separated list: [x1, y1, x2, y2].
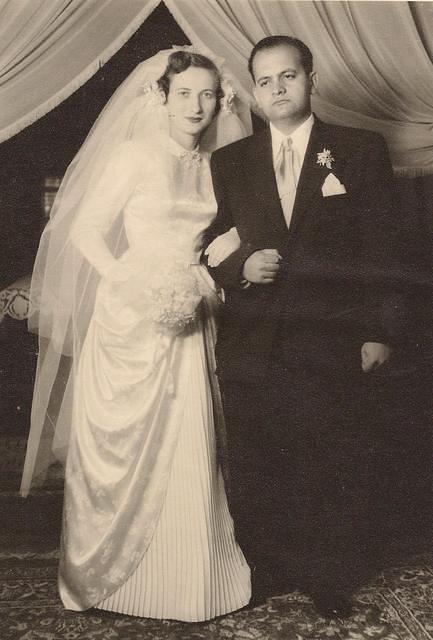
[57, 136, 250, 621]
[19, 46, 253, 621]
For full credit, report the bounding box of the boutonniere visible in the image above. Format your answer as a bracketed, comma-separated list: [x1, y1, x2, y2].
[316, 148, 334, 169]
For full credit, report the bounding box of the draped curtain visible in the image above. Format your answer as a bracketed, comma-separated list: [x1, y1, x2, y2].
[165, 0, 433, 176]
[0, 0, 160, 143]
[0, 0, 432, 176]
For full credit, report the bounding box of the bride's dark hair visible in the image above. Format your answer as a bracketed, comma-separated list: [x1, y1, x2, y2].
[158, 50, 223, 114]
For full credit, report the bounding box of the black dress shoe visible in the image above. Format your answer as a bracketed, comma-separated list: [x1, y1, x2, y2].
[249, 566, 298, 607]
[311, 593, 353, 619]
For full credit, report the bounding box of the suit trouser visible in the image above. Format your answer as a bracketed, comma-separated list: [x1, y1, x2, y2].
[219, 362, 432, 593]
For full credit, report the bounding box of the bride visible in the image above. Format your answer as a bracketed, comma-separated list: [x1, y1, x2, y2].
[20, 47, 250, 621]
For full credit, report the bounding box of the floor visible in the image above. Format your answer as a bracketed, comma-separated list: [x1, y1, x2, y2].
[1, 474, 432, 640]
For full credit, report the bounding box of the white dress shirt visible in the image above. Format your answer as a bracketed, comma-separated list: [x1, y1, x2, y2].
[270, 113, 314, 188]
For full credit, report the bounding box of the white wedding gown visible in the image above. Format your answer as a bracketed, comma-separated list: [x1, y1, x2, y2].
[58, 137, 250, 621]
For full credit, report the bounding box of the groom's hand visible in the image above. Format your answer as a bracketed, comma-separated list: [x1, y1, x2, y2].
[361, 342, 393, 372]
[243, 249, 282, 284]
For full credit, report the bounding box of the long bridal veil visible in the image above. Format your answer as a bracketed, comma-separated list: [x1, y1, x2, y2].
[21, 46, 252, 496]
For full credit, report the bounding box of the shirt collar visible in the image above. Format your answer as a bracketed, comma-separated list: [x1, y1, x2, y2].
[270, 113, 315, 161]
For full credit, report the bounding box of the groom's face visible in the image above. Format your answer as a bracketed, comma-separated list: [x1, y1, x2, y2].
[252, 44, 316, 128]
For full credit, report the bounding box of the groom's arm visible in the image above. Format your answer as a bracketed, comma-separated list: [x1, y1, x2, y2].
[202, 152, 262, 290]
[356, 132, 408, 366]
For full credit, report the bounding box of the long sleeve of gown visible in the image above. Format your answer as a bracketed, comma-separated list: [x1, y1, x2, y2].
[70, 141, 141, 279]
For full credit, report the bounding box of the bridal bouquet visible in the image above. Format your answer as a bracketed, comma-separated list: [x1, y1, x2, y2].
[145, 262, 202, 334]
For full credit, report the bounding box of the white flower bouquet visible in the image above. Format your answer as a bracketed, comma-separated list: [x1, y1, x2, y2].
[145, 263, 202, 334]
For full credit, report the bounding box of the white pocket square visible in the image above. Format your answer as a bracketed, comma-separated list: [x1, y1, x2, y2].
[321, 172, 347, 197]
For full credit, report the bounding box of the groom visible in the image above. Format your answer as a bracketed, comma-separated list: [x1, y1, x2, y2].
[204, 36, 403, 616]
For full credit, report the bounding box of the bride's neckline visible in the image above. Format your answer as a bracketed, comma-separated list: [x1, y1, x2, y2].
[169, 137, 200, 157]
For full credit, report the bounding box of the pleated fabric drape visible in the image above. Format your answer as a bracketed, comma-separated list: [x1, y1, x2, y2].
[0, 0, 160, 143]
[165, 0, 433, 176]
[1, 1, 432, 175]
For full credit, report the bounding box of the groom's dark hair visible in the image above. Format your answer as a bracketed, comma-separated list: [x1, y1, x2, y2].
[248, 36, 313, 80]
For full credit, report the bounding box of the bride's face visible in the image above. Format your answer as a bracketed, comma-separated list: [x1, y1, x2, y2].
[167, 66, 218, 147]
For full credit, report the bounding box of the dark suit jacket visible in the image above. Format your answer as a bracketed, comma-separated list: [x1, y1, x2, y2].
[204, 117, 404, 384]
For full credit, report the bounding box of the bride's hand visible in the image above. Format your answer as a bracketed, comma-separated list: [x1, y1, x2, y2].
[205, 227, 241, 267]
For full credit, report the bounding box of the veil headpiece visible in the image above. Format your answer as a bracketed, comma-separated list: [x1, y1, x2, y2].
[20, 46, 252, 496]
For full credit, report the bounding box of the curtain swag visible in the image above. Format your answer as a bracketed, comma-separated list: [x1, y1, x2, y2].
[0, 0, 160, 144]
[0, 0, 432, 177]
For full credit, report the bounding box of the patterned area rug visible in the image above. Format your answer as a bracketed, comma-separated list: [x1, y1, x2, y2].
[1, 553, 433, 640]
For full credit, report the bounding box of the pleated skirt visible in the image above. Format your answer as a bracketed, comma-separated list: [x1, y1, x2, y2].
[96, 326, 251, 621]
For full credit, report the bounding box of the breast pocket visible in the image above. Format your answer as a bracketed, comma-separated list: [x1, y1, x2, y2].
[310, 193, 360, 260]
[316, 192, 355, 225]
[321, 192, 349, 208]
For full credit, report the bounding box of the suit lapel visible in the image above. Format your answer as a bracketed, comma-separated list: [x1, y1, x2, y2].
[247, 129, 289, 240]
[289, 118, 330, 236]
[244, 119, 333, 241]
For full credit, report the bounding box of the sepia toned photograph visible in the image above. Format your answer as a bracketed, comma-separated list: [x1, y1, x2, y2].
[0, 1, 432, 638]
